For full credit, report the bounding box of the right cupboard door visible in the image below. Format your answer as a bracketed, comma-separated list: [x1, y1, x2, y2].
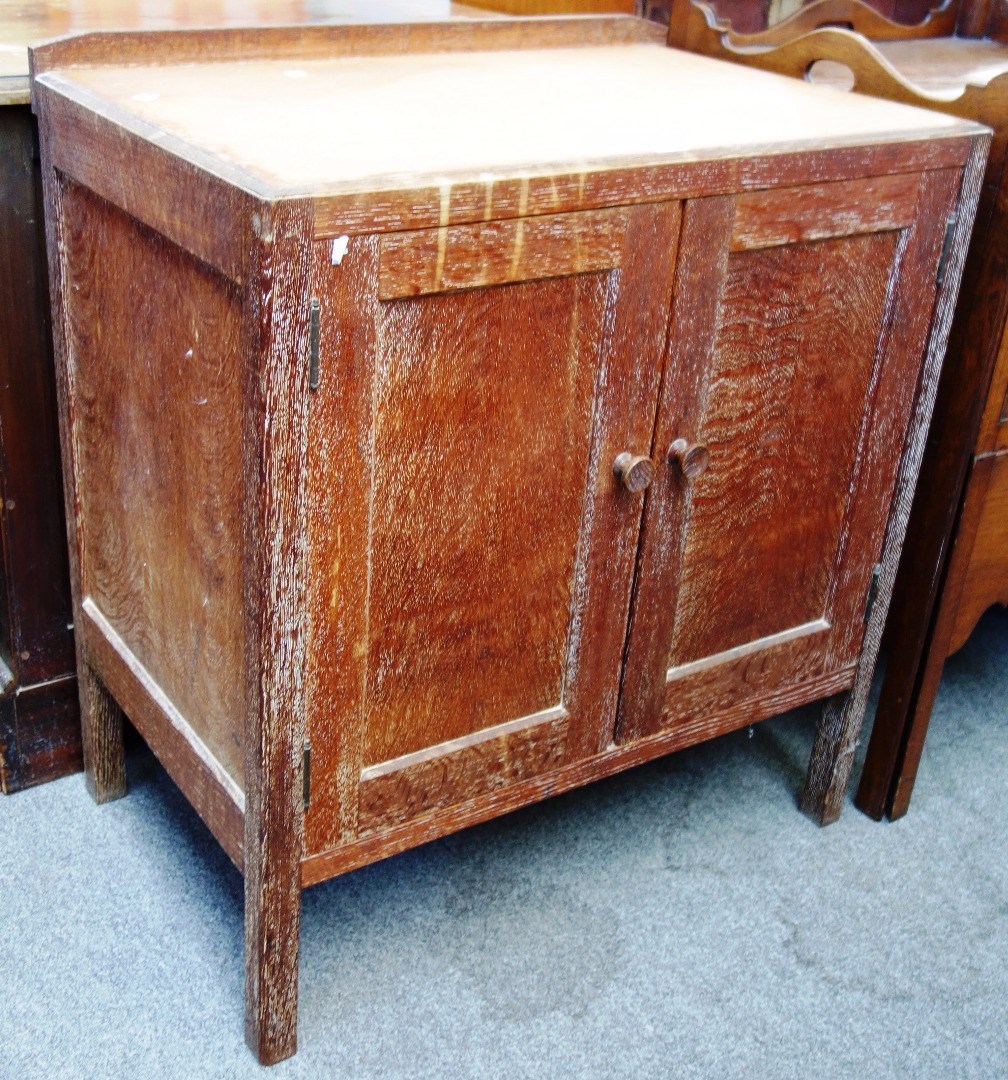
[617, 171, 961, 745]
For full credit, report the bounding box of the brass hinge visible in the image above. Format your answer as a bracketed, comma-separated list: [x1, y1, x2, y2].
[935, 213, 958, 288]
[303, 739, 312, 810]
[864, 564, 882, 625]
[308, 297, 321, 392]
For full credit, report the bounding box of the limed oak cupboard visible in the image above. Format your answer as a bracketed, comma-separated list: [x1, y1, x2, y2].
[30, 17, 985, 1063]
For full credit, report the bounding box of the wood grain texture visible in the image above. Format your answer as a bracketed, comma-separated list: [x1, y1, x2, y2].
[667, 0, 1006, 822]
[60, 179, 246, 789]
[363, 274, 604, 765]
[378, 208, 627, 298]
[303, 202, 682, 855]
[358, 707, 567, 831]
[35, 17, 993, 1064]
[619, 178, 927, 748]
[81, 599, 244, 867]
[33, 87, 126, 806]
[730, 171, 919, 248]
[617, 196, 733, 743]
[302, 662, 856, 887]
[309, 135, 976, 238]
[802, 148, 985, 824]
[39, 86, 256, 282]
[241, 199, 314, 1066]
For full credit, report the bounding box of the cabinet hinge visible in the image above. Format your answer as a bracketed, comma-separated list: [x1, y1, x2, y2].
[935, 213, 958, 288]
[864, 564, 883, 626]
[303, 739, 312, 810]
[308, 297, 321, 392]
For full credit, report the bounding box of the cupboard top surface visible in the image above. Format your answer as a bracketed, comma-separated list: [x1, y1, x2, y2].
[37, 36, 974, 195]
[0, 0, 491, 103]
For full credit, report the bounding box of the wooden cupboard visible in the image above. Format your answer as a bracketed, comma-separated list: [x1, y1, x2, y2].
[30, 16, 985, 1063]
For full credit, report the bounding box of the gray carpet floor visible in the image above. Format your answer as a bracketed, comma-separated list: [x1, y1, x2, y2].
[2, 608, 1005, 1079]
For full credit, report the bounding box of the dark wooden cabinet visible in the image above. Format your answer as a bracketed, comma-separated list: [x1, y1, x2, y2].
[31, 16, 984, 1063]
[0, 103, 79, 793]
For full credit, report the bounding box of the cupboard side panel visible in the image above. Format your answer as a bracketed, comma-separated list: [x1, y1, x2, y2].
[60, 179, 246, 788]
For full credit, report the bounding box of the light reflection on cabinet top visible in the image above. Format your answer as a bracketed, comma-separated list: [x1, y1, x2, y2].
[0, 0, 491, 103]
[32, 19, 981, 198]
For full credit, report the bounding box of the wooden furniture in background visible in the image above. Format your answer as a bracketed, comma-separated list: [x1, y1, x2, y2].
[642, 0, 941, 35]
[31, 17, 984, 1062]
[0, 0, 491, 794]
[666, 0, 1008, 820]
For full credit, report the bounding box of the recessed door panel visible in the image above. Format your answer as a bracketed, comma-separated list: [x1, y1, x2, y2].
[364, 274, 605, 765]
[669, 231, 897, 669]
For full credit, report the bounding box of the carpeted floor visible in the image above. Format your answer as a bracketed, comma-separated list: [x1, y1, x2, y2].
[2, 607, 1005, 1078]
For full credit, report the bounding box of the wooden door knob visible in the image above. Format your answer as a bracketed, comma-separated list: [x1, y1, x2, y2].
[669, 439, 710, 480]
[613, 452, 654, 493]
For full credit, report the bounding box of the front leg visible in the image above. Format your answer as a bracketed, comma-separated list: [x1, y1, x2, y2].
[244, 813, 302, 1065]
[801, 689, 866, 826]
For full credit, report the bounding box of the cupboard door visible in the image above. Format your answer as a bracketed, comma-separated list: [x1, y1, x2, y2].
[618, 171, 961, 745]
[305, 204, 680, 850]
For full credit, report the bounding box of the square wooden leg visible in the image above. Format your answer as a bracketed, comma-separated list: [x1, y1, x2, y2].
[79, 659, 126, 804]
[800, 689, 867, 826]
[244, 819, 302, 1064]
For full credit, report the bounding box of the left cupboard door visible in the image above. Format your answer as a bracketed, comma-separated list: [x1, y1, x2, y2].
[303, 203, 681, 853]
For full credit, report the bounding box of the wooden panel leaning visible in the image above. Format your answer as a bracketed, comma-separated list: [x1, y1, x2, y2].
[30, 17, 986, 1062]
[666, 0, 1008, 820]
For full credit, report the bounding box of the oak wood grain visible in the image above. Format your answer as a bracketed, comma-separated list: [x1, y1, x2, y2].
[34, 16, 990, 1063]
[303, 202, 682, 855]
[60, 179, 246, 789]
[302, 663, 856, 887]
[358, 706, 568, 832]
[241, 199, 313, 1067]
[802, 150, 985, 823]
[378, 207, 627, 298]
[618, 178, 927, 748]
[730, 171, 919, 248]
[81, 599, 244, 866]
[34, 86, 126, 805]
